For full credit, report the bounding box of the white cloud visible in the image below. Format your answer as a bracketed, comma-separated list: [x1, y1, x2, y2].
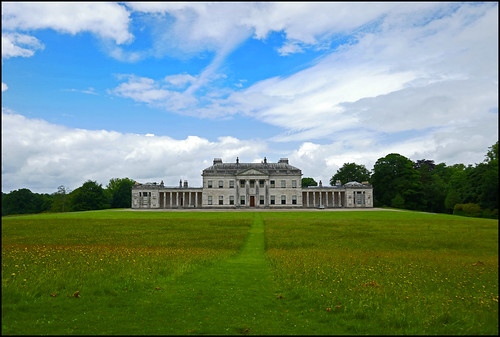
[1, 111, 268, 193]
[2, 33, 44, 59]
[2, 82, 7, 92]
[1, 2, 133, 44]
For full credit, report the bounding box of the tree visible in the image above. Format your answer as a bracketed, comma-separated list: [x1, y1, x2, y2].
[69, 180, 108, 211]
[50, 185, 70, 212]
[1, 188, 50, 216]
[330, 162, 371, 186]
[479, 141, 498, 210]
[371, 153, 422, 208]
[107, 178, 135, 208]
[301, 177, 318, 188]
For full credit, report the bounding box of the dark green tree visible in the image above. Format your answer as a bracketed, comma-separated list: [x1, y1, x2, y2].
[478, 142, 498, 210]
[107, 178, 136, 208]
[1, 188, 50, 216]
[69, 180, 108, 211]
[301, 177, 318, 188]
[371, 153, 422, 209]
[330, 162, 371, 186]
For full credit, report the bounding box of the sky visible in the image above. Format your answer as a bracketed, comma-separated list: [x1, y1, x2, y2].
[2, 2, 498, 194]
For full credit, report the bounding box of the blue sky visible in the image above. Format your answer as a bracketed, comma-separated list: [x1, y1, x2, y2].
[2, 2, 498, 193]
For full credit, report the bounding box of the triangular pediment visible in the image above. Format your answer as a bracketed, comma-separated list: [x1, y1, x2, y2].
[237, 168, 267, 176]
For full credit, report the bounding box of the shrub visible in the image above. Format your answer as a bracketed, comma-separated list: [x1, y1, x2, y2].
[453, 203, 482, 218]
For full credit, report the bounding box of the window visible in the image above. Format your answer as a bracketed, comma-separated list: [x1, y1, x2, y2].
[229, 180, 234, 188]
[356, 192, 363, 205]
[260, 195, 265, 205]
[292, 195, 297, 204]
[281, 180, 286, 188]
[259, 180, 265, 188]
[270, 195, 275, 205]
[250, 180, 255, 188]
[219, 180, 224, 188]
[240, 196, 245, 205]
[270, 180, 275, 188]
[219, 196, 224, 205]
[208, 180, 213, 188]
[281, 195, 286, 204]
[292, 180, 297, 188]
[240, 180, 246, 188]
[208, 196, 212, 205]
[229, 196, 234, 205]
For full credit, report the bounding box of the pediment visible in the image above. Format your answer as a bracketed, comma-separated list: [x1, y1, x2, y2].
[237, 168, 267, 176]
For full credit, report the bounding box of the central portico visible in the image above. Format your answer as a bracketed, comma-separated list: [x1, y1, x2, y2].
[202, 157, 303, 208]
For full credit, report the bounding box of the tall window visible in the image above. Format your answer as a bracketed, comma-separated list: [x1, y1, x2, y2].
[259, 180, 265, 188]
[240, 180, 246, 188]
[240, 196, 245, 205]
[356, 192, 363, 205]
[208, 180, 213, 188]
[281, 195, 286, 204]
[229, 180, 234, 188]
[219, 196, 224, 205]
[292, 180, 297, 188]
[250, 180, 255, 188]
[260, 195, 265, 205]
[292, 195, 297, 204]
[270, 195, 275, 205]
[281, 180, 286, 188]
[208, 196, 212, 205]
[219, 180, 224, 188]
[229, 196, 235, 205]
[270, 180, 275, 188]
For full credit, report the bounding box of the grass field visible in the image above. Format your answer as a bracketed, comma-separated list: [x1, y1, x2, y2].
[2, 210, 498, 335]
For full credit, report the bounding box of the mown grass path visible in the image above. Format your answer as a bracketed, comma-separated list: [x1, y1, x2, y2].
[144, 213, 294, 335]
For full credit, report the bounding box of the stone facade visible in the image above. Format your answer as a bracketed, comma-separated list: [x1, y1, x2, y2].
[132, 157, 373, 209]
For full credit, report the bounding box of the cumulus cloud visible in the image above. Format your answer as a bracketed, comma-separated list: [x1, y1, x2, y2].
[1, 111, 268, 193]
[1, 2, 133, 45]
[2, 83, 7, 92]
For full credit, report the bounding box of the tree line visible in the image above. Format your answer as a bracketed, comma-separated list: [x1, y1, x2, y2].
[2, 178, 135, 216]
[3, 142, 497, 218]
[303, 142, 498, 218]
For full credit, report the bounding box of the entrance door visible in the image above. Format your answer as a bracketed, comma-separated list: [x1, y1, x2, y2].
[250, 196, 255, 207]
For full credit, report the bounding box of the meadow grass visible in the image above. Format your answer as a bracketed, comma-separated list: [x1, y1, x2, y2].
[265, 211, 498, 334]
[1, 210, 498, 335]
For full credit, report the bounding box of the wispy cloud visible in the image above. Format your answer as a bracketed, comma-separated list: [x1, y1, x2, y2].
[1, 2, 133, 44]
[1, 33, 44, 59]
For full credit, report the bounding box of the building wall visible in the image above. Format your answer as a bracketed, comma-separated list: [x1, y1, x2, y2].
[202, 173, 302, 208]
[131, 161, 373, 209]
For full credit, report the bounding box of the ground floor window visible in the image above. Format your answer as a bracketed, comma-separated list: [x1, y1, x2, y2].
[281, 195, 286, 204]
[260, 195, 265, 205]
[219, 196, 223, 205]
[230, 196, 234, 205]
[270, 195, 275, 205]
[240, 196, 245, 205]
[208, 196, 212, 205]
[292, 195, 297, 204]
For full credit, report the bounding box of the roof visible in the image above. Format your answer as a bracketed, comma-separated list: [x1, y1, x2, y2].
[202, 161, 302, 176]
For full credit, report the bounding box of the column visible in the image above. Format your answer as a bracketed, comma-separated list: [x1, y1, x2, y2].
[236, 180, 240, 207]
[246, 180, 249, 207]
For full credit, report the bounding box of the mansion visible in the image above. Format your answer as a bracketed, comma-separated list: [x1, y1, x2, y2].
[132, 157, 373, 209]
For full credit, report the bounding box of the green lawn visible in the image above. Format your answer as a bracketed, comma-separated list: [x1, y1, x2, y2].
[2, 210, 498, 335]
